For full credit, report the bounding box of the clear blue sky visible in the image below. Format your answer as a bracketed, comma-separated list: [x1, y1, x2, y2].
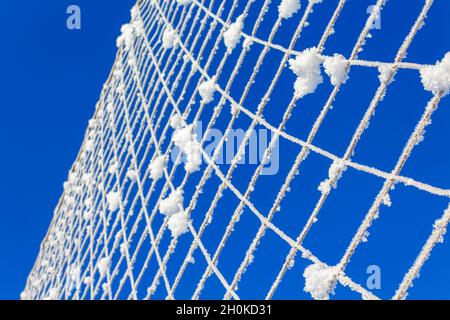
[1, 0, 450, 300]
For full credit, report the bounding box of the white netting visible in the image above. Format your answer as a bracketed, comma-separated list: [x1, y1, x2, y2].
[23, 0, 450, 300]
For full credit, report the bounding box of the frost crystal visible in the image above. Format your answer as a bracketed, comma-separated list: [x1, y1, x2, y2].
[149, 156, 166, 181]
[198, 79, 216, 104]
[420, 52, 450, 96]
[278, 0, 301, 19]
[323, 54, 349, 86]
[160, 189, 184, 216]
[289, 48, 323, 98]
[303, 263, 338, 300]
[168, 210, 190, 237]
[106, 191, 121, 211]
[224, 15, 244, 53]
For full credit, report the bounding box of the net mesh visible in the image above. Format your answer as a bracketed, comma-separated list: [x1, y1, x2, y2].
[23, 0, 450, 300]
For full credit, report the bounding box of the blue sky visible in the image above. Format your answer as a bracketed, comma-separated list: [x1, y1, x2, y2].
[1, 0, 450, 300]
[1, 0, 135, 299]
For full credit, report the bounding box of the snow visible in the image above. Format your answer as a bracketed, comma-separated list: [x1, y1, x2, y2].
[224, 15, 244, 53]
[20, 291, 30, 300]
[116, 24, 133, 49]
[242, 37, 253, 51]
[85, 139, 94, 152]
[323, 54, 349, 86]
[130, 6, 139, 21]
[303, 263, 338, 300]
[278, 0, 301, 19]
[83, 277, 92, 285]
[289, 48, 324, 98]
[132, 19, 145, 37]
[184, 140, 202, 173]
[106, 102, 115, 113]
[167, 210, 190, 237]
[83, 210, 93, 221]
[420, 52, 450, 96]
[160, 189, 184, 216]
[70, 265, 81, 283]
[172, 124, 202, 173]
[162, 26, 177, 49]
[126, 169, 138, 181]
[106, 191, 121, 211]
[198, 79, 216, 104]
[149, 156, 166, 181]
[108, 161, 119, 175]
[170, 113, 186, 129]
[97, 257, 110, 276]
[378, 64, 393, 84]
[318, 159, 347, 194]
[44, 288, 60, 300]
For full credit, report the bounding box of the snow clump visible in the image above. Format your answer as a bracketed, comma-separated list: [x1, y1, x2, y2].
[303, 263, 338, 300]
[289, 47, 324, 98]
[420, 52, 450, 96]
[278, 0, 301, 19]
[224, 15, 244, 53]
[323, 54, 349, 86]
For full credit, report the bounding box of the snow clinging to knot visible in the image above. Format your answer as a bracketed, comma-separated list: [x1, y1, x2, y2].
[303, 263, 338, 300]
[106, 191, 121, 211]
[198, 79, 216, 104]
[171, 117, 202, 173]
[160, 189, 184, 217]
[420, 52, 450, 96]
[289, 47, 324, 99]
[149, 155, 166, 181]
[162, 26, 177, 49]
[223, 15, 244, 53]
[168, 211, 190, 238]
[323, 54, 349, 86]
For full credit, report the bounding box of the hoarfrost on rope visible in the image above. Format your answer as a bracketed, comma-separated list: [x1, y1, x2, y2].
[420, 52, 450, 96]
[278, 0, 301, 19]
[289, 48, 324, 98]
[223, 15, 244, 53]
[106, 191, 121, 211]
[160, 189, 184, 217]
[323, 54, 349, 86]
[303, 263, 338, 300]
[198, 79, 216, 104]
